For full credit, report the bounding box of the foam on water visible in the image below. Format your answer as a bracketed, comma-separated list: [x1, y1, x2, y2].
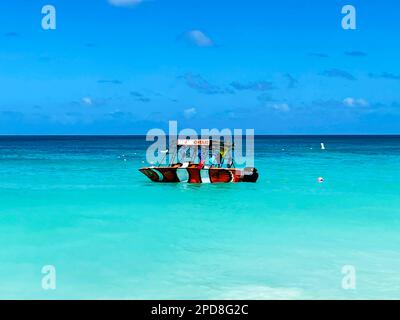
[217, 285, 304, 300]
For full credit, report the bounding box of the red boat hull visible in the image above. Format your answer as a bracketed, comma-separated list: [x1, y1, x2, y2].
[139, 166, 258, 183]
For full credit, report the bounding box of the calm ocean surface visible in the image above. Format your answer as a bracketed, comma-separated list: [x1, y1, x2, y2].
[0, 135, 399, 299]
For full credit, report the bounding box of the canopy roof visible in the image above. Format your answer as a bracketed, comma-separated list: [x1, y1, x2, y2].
[177, 139, 234, 149]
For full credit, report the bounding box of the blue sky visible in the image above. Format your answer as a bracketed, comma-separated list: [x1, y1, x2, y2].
[1, 0, 399, 134]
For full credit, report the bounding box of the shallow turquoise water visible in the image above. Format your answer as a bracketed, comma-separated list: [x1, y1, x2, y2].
[0, 136, 400, 299]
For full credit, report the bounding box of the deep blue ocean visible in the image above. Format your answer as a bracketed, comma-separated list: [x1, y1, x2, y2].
[0, 135, 399, 299]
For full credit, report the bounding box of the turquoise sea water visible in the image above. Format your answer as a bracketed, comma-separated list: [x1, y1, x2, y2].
[0, 135, 400, 299]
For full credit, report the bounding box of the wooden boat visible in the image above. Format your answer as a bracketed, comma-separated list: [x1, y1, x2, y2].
[139, 139, 258, 183]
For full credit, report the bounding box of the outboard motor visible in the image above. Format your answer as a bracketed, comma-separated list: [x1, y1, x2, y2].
[242, 167, 259, 182]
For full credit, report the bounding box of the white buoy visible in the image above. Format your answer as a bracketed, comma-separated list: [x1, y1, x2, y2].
[317, 177, 324, 183]
[320, 143, 325, 150]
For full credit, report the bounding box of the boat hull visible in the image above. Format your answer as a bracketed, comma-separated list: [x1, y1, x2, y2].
[139, 166, 258, 183]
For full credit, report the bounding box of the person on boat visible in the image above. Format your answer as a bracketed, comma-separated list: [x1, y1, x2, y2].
[219, 147, 228, 167]
[207, 153, 216, 167]
[197, 147, 203, 163]
[197, 159, 205, 169]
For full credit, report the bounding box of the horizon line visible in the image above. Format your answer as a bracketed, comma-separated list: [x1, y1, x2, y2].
[1, 134, 400, 137]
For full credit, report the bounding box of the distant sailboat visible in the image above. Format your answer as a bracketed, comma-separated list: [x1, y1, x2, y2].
[321, 143, 325, 150]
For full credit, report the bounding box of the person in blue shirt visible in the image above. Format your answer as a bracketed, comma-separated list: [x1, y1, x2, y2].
[207, 153, 216, 166]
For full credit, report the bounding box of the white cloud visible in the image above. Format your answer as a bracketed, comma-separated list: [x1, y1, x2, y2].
[183, 107, 197, 119]
[108, 0, 143, 7]
[82, 97, 93, 106]
[343, 97, 368, 107]
[271, 103, 290, 112]
[185, 30, 214, 47]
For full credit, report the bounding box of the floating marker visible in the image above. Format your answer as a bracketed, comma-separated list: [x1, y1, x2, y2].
[317, 177, 324, 183]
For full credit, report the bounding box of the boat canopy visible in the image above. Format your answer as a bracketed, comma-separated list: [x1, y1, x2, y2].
[177, 139, 234, 149]
[163, 138, 234, 168]
[177, 139, 210, 146]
